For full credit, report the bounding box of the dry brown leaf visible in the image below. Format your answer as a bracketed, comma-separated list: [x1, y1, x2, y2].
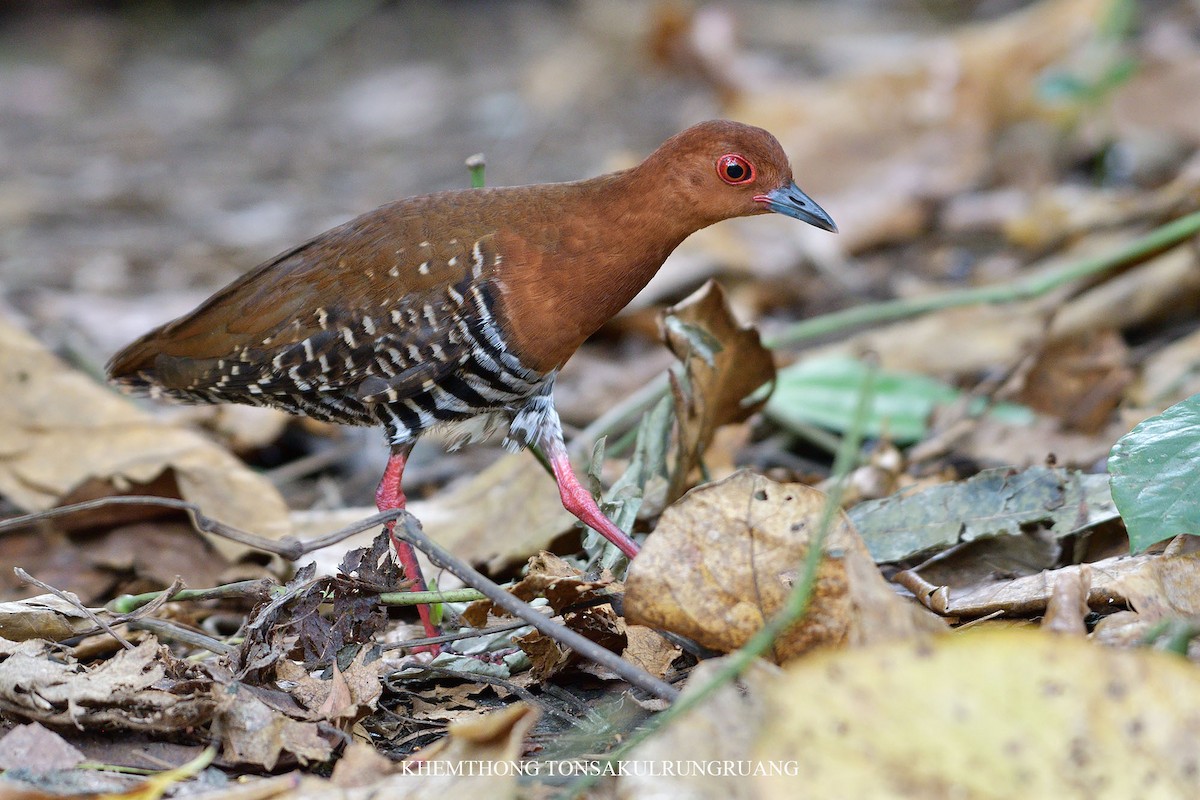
[900, 549, 1200, 622]
[1017, 330, 1133, 434]
[0, 316, 290, 563]
[286, 705, 538, 799]
[79, 520, 231, 596]
[214, 686, 332, 770]
[1112, 58, 1200, 147]
[466, 552, 614, 626]
[661, 280, 775, 504]
[277, 649, 384, 724]
[811, 301, 1049, 378]
[329, 740, 398, 788]
[0, 594, 97, 643]
[426, 455, 579, 573]
[752, 629, 1200, 796]
[297, 452, 577, 580]
[625, 471, 941, 662]
[0, 638, 213, 731]
[0, 723, 85, 772]
[952, 415, 1122, 470]
[514, 628, 570, 682]
[460, 552, 626, 680]
[621, 625, 681, 679]
[401, 703, 538, 800]
[1131, 326, 1200, 409]
[1112, 549, 1200, 620]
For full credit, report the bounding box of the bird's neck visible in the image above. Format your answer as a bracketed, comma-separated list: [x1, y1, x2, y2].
[495, 165, 705, 373]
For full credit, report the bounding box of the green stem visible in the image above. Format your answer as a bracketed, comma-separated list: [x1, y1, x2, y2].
[378, 588, 487, 605]
[107, 580, 273, 614]
[765, 208, 1200, 347]
[466, 153, 486, 189]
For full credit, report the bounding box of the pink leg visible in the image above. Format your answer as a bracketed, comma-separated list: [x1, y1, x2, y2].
[376, 443, 440, 653]
[541, 429, 640, 559]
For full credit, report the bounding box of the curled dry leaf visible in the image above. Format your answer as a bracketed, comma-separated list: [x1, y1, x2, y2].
[0, 316, 290, 563]
[464, 551, 615, 626]
[267, 707, 535, 798]
[0, 593, 98, 643]
[1042, 565, 1091, 635]
[753, 629, 1200, 796]
[898, 549, 1200, 623]
[660, 280, 775, 504]
[330, 741, 398, 789]
[275, 647, 384, 724]
[396, 704, 538, 800]
[625, 471, 942, 662]
[0, 638, 214, 731]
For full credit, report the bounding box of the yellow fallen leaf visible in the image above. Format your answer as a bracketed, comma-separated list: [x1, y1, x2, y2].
[753, 629, 1200, 797]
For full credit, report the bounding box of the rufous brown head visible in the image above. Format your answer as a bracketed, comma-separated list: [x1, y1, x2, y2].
[637, 119, 836, 232]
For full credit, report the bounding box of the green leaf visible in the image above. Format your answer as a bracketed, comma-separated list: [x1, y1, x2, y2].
[850, 467, 1117, 563]
[766, 355, 1034, 443]
[1109, 394, 1200, 553]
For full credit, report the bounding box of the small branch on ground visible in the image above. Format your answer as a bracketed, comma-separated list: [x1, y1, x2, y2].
[392, 513, 680, 703]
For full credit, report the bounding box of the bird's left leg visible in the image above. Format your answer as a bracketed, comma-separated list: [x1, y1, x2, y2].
[376, 440, 441, 652]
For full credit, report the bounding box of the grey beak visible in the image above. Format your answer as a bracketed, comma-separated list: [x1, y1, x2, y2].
[758, 181, 837, 233]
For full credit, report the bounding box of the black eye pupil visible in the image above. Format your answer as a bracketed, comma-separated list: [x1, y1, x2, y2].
[726, 162, 744, 180]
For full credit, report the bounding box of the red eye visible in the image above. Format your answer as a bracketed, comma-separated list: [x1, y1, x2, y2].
[716, 153, 754, 185]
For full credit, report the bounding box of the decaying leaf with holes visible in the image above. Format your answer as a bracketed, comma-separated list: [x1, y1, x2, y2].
[625, 471, 942, 662]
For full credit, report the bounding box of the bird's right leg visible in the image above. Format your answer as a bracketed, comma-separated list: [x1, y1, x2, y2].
[376, 440, 441, 653]
[534, 407, 641, 560]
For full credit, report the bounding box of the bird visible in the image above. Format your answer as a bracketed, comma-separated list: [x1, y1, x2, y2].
[107, 119, 837, 652]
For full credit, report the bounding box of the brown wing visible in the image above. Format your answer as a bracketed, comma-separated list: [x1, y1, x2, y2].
[108, 191, 505, 404]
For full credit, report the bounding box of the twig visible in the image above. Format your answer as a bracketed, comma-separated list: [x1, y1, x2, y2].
[124, 576, 187, 620]
[392, 514, 679, 703]
[0, 496, 393, 560]
[126, 617, 235, 655]
[13, 567, 135, 651]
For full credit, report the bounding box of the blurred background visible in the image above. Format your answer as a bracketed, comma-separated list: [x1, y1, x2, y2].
[3, 0, 1199, 533]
